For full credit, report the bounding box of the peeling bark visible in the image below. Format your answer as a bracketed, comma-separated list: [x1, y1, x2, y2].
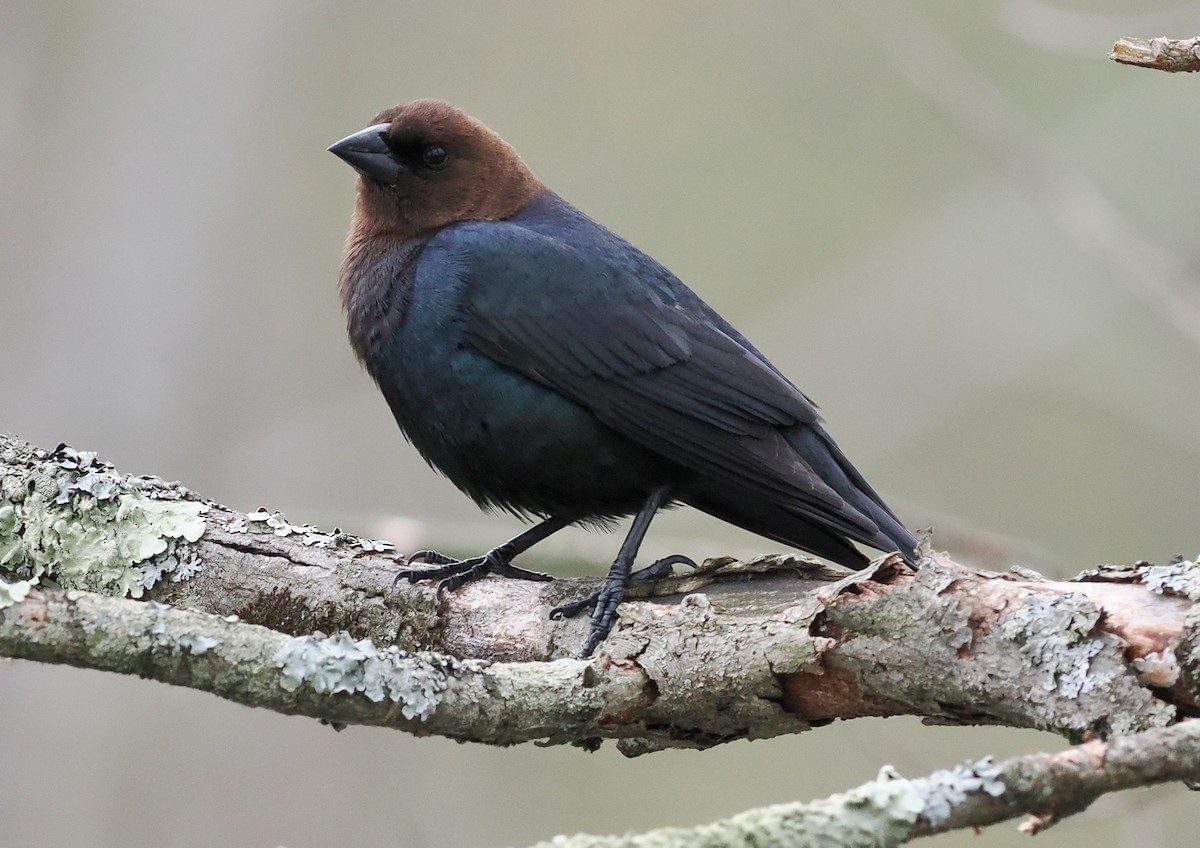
[2, 434, 1196, 756]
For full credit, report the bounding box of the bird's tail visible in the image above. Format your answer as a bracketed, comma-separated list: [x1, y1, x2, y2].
[786, 425, 917, 564]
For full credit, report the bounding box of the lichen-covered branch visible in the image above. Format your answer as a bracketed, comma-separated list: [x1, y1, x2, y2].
[1, 434, 1198, 756]
[909, 718, 1200, 838]
[531, 719, 1200, 847]
[0, 587, 654, 744]
[1111, 37, 1200, 72]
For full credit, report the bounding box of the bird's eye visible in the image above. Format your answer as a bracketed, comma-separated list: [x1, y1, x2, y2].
[422, 145, 448, 169]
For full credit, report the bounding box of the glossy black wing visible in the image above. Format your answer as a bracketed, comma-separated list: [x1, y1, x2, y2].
[445, 221, 899, 552]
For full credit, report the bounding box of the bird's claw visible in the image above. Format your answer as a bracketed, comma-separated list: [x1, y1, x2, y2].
[548, 592, 596, 621]
[550, 554, 694, 619]
[549, 554, 696, 656]
[577, 579, 625, 658]
[393, 549, 552, 596]
[406, 550, 457, 566]
[638, 553, 697, 580]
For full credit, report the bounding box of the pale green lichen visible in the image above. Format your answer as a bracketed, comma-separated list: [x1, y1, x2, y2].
[242, 509, 394, 552]
[0, 574, 33, 608]
[1141, 559, 1200, 601]
[3, 491, 206, 597]
[0, 503, 22, 568]
[533, 766, 924, 847]
[147, 601, 218, 654]
[247, 509, 319, 538]
[998, 592, 1104, 698]
[138, 539, 204, 588]
[914, 757, 1006, 825]
[275, 631, 457, 720]
[0, 442, 208, 598]
[1076, 558, 1200, 600]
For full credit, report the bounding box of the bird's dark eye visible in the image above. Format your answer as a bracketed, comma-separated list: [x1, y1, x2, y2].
[422, 145, 448, 169]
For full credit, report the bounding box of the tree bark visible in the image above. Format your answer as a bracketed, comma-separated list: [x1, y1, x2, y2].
[1111, 37, 1200, 72]
[528, 719, 1200, 847]
[2, 433, 1198, 843]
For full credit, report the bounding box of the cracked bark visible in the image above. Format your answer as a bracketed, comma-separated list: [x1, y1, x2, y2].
[2, 433, 1195, 753]
[3, 433, 1200, 843]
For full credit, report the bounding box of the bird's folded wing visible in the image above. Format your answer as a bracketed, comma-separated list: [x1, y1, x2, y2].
[453, 225, 871, 536]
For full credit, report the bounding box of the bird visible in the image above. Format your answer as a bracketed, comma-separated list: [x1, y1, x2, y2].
[329, 99, 917, 658]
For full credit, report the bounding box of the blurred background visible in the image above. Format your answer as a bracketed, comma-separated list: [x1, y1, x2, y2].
[3, 1, 1200, 845]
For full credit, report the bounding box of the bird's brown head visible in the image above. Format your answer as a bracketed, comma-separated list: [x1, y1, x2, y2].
[329, 100, 546, 247]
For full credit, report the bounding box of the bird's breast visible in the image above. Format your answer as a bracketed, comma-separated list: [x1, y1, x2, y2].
[339, 233, 426, 369]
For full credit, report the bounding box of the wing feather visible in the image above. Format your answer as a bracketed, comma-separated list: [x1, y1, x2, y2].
[453, 223, 886, 546]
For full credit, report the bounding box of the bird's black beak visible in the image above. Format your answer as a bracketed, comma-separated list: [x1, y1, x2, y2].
[329, 123, 401, 186]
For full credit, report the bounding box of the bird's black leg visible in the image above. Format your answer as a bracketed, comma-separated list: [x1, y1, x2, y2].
[395, 514, 572, 597]
[552, 485, 674, 658]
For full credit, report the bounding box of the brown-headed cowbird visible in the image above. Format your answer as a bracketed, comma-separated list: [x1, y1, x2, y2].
[330, 100, 916, 657]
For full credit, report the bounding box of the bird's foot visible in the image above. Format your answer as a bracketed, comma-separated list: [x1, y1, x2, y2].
[395, 549, 553, 597]
[548, 554, 693, 620]
[550, 554, 696, 657]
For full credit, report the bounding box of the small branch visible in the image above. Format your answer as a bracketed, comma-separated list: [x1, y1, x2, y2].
[1111, 37, 1200, 72]
[911, 718, 1200, 838]
[530, 719, 1200, 847]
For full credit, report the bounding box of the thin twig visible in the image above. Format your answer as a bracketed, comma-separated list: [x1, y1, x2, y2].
[1111, 37, 1200, 73]
[530, 720, 1200, 847]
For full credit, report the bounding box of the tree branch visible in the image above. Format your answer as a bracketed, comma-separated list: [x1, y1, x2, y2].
[3, 433, 1200, 842]
[528, 719, 1200, 847]
[1, 434, 1197, 754]
[0, 587, 653, 744]
[1111, 37, 1200, 72]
